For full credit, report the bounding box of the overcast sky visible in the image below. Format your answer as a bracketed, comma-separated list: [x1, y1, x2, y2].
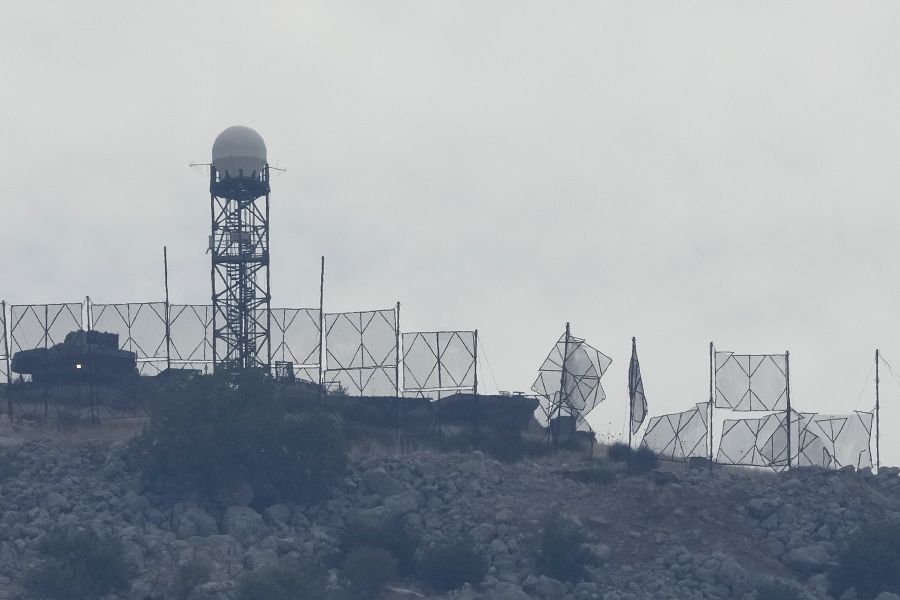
[3, 2, 900, 463]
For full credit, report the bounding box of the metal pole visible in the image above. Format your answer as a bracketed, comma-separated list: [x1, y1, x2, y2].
[555, 322, 571, 451]
[436, 330, 444, 436]
[43, 304, 49, 422]
[785, 350, 792, 469]
[395, 301, 403, 453]
[209, 173, 218, 371]
[3, 301, 11, 421]
[709, 342, 714, 466]
[876, 348, 880, 472]
[394, 302, 401, 397]
[164, 246, 171, 370]
[318, 256, 325, 403]
[628, 336, 636, 448]
[473, 329, 480, 447]
[264, 173, 272, 373]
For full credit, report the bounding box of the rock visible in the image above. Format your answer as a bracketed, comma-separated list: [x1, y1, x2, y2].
[354, 506, 396, 531]
[486, 582, 532, 600]
[383, 490, 424, 515]
[875, 594, 900, 600]
[582, 543, 612, 564]
[262, 504, 292, 527]
[495, 508, 514, 522]
[213, 481, 254, 508]
[469, 523, 497, 543]
[187, 580, 236, 600]
[534, 575, 568, 597]
[175, 504, 219, 539]
[782, 543, 834, 573]
[746, 497, 778, 520]
[243, 546, 279, 570]
[362, 468, 405, 498]
[42, 492, 71, 512]
[222, 507, 267, 545]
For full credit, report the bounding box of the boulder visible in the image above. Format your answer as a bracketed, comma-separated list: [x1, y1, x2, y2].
[222, 507, 267, 545]
[486, 582, 532, 600]
[362, 468, 405, 498]
[782, 543, 834, 573]
[175, 504, 219, 539]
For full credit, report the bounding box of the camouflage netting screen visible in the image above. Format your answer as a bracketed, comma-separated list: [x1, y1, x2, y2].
[402, 331, 475, 399]
[717, 412, 792, 468]
[90, 302, 168, 375]
[266, 308, 321, 383]
[0, 307, 8, 385]
[715, 352, 787, 411]
[798, 411, 873, 470]
[324, 309, 397, 396]
[641, 403, 708, 460]
[168, 304, 214, 372]
[531, 332, 612, 430]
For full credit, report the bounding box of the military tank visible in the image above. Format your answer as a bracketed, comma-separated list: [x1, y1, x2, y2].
[11, 330, 138, 384]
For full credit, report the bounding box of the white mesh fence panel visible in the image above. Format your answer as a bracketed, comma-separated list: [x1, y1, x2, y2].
[715, 352, 787, 411]
[168, 305, 214, 369]
[324, 309, 397, 396]
[640, 403, 708, 460]
[402, 331, 475, 398]
[90, 302, 168, 372]
[266, 308, 321, 383]
[10, 304, 84, 354]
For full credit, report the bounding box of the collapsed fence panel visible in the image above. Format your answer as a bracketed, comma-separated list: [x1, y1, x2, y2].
[531, 331, 612, 430]
[798, 411, 874, 470]
[402, 331, 476, 398]
[264, 308, 321, 383]
[89, 302, 168, 375]
[716, 412, 793, 468]
[715, 352, 788, 411]
[641, 402, 708, 460]
[324, 309, 398, 396]
[168, 304, 214, 372]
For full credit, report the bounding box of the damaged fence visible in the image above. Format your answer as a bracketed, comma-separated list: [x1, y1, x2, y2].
[639, 342, 880, 473]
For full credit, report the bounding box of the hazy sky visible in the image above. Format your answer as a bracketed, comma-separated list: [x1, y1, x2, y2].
[3, 2, 900, 462]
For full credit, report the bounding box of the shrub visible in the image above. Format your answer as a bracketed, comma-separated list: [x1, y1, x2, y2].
[538, 514, 596, 582]
[606, 442, 632, 463]
[755, 578, 803, 600]
[237, 565, 327, 600]
[626, 447, 658, 474]
[172, 559, 212, 600]
[418, 539, 488, 591]
[341, 545, 397, 595]
[340, 515, 419, 575]
[133, 372, 347, 506]
[830, 521, 900, 600]
[23, 529, 132, 600]
[562, 467, 616, 485]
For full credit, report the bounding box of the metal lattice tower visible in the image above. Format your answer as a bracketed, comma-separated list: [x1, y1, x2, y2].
[209, 126, 272, 374]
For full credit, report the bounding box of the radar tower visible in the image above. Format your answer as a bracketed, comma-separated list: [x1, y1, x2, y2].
[208, 125, 272, 374]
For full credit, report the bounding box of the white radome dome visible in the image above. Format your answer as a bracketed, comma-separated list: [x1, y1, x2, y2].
[212, 125, 267, 179]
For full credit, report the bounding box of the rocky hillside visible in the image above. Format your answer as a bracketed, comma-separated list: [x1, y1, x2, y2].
[0, 436, 898, 600]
